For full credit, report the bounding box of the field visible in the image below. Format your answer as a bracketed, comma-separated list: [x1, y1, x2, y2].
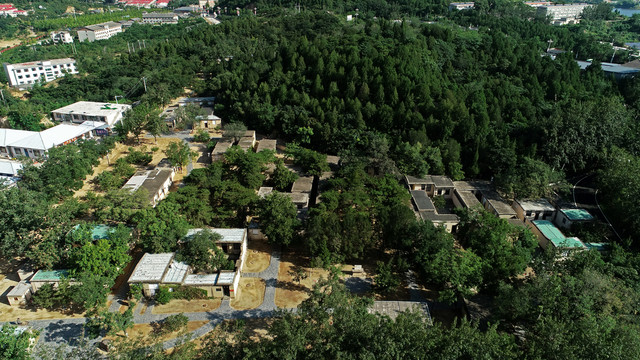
[230, 278, 265, 310]
[152, 298, 221, 315]
[243, 239, 271, 273]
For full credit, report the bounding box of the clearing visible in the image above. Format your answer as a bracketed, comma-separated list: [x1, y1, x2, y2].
[106, 320, 209, 343]
[243, 239, 271, 273]
[230, 278, 265, 310]
[152, 298, 221, 314]
[275, 251, 330, 309]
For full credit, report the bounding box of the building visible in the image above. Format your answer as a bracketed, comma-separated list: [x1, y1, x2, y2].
[156, 0, 170, 7]
[528, 220, 586, 255]
[0, 159, 22, 188]
[128, 228, 248, 298]
[142, 12, 179, 24]
[175, 5, 204, 14]
[512, 199, 555, 222]
[452, 180, 490, 210]
[291, 176, 313, 193]
[576, 60, 639, 79]
[121, 0, 156, 8]
[410, 190, 459, 232]
[122, 167, 175, 207]
[405, 175, 455, 198]
[258, 187, 310, 211]
[30, 270, 70, 292]
[256, 139, 277, 153]
[210, 141, 232, 161]
[51, 101, 131, 128]
[77, 21, 123, 42]
[198, 0, 215, 8]
[0, 4, 27, 17]
[524, 1, 552, 7]
[196, 108, 221, 130]
[0, 122, 106, 159]
[449, 2, 474, 11]
[481, 190, 517, 219]
[50, 31, 73, 44]
[6, 281, 32, 306]
[538, 4, 590, 25]
[3, 58, 77, 89]
[554, 208, 594, 229]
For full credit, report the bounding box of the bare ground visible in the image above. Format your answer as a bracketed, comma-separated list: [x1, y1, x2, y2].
[151, 299, 222, 315]
[243, 239, 271, 273]
[230, 278, 265, 310]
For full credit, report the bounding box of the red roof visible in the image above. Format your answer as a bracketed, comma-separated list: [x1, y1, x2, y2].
[124, 0, 154, 4]
[0, 4, 17, 10]
[156, 0, 170, 3]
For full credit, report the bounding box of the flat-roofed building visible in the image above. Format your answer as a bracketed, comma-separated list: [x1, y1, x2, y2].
[210, 141, 232, 161]
[449, 2, 474, 11]
[257, 186, 273, 198]
[285, 192, 310, 210]
[7, 281, 32, 306]
[256, 139, 276, 153]
[238, 137, 255, 152]
[512, 199, 555, 222]
[292, 176, 313, 193]
[4, 58, 77, 89]
[538, 3, 590, 25]
[411, 190, 435, 213]
[50, 31, 73, 44]
[481, 190, 517, 219]
[405, 175, 455, 198]
[77, 21, 123, 42]
[142, 12, 179, 24]
[529, 220, 586, 256]
[420, 212, 460, 233]
[128, 253, 175, 296]
[51, 101, 131, 127]
[30, 270, 70, 292]
[554, 208, 594, 229]
[122, 167, 175, 207]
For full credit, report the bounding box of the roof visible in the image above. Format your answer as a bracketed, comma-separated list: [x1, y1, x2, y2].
[128, 253, 174, 283]
[560, 208, 594, 221]
[143, 12, 178, 18]
[411, 190, 435, 212]
[6, 58, 75, 70]
[184, 273, 218, 286]
[175, 5, 202, 11]
[256, 139, 277, 153]
[291, 176, 313, 193]
[211, 141, 232, 155]
[185, 228, 246, 243]
[31, 269, 69, 282]
[257, 187, 273, 198]
[532, 220, 586, 249]
[576, 61, 640, 75]
[0, 159, 22, 177]
[122, 168, 173, 203]
[483, 190, 517, 216]
[178, 97, 215, 105]
[51, 101, 131, 118]
[238, 138, 254, 150]
[453, 189, 481, 209]
[585, 243, 609, 252]
[7, 281, 31, 297]
[162, 260, 190, 284]
[284, 192, 310, 205]
[453, 180, 491, 192]
[216, 272, 235, 285]
[515, 199, 555, 212]
[80, 21, 122, 32]
[420, 212, 459, 222]
[507, 218, 526, 228]
[405, 175, 454, 188]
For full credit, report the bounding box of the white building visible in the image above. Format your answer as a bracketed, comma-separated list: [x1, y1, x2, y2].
[77, 21, 123, 42]
[538, 4, 590, 25]
[51, 101, 131, 127]
[0, 122, 106, 159]
[0, 4, 27, 17]
[142, 12, 179, 24]
[122, 167, 176, 207]
[50, 31, 73, 44]
[3, 58, 77, 89]
[449, 2, 475, 11]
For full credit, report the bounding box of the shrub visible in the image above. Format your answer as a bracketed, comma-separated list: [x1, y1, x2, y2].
[171, 286, 207, 300]
[155, 286, 172, 305]
[160, 313, 189, 334]
[129, 284, 143, 300]
[125, 149, 152, 165]
[374, 260, 400, 293]
[151, 146, 160, 152]
[193, 130, 210, 143]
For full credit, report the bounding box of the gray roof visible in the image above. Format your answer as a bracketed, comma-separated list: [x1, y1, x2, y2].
[211, 141, 232, 155]
[411, 190, 435, 212]
[515, 199, 555, 212]
[284, 192, 309, 205]
[238, 138, 254, 150]
[368, 301, 431, 322]
[216, 272, 235, 285]
[507, 218, 526, 228]
[483, 190, 517, 216]
[185, 228, 246, 243]
[7, 281, 31, 297]
[256, 139, 277, 153]
[291, 176, 313, 193]
[51, 101, 131, 118]
[143, 12, 179, 18]
[122, 168, 173, 204]
[161, 260, 190, 284]
[454, 189, 482, 209]
[6, 57, 75, 70]
[576, 60, 640, 75]
[184, 273, 218, 286]
[420, 212, 460, 222]
[80, 21, 122, 32]
[405, 175, 454, 188]
[453, 180, 491, 192]
[128, 253, 174, 283]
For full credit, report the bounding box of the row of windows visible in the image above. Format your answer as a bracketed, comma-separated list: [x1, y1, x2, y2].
[15, 64, 74, 73]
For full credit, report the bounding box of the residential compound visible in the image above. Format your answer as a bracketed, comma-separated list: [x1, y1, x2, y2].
[537, 3, 590, 25]
[3, 58, 77, 89]
[128, 228, 248, 298]
[0, 122, 107, 159]
[448, 2, 474, 11]
[51, 101, 131, 128]
[142, 12, 179, 24]
[122, 166, 176, 207]
[77, 21, 123, 42]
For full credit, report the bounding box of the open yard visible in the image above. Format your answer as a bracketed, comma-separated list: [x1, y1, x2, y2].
[152, 298, 221, 314]
[106, 320, 209, 343]
[230, 278, 265, 310]
[243, 239, 271, 273]
[275, 251, 330, 309]
[0, 258, 84, 322]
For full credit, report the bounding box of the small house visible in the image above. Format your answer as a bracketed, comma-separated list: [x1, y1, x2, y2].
[419, 212, 460, 233]
[405, 175, 454, 198]
[255, 139, 277, 153]
[122, 167, 175, 207]
[554, 208, 594, 229]
[481, 190, 517, 219]
[528, 220, 586, 255]
[127, 253, 176, 297]
[512, 199, 555, 222]
[30, 270, 69, 292]
[211, 141, 232, 161]
[291, 176, 314, 193]
[7, 281, 32, 306]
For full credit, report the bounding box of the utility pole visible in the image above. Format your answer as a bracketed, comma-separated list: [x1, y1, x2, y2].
[115, 95, 123, 104]
[0, 89, 6, 106]
[143, 40, 146, 49]
[143, 77, 147, 93]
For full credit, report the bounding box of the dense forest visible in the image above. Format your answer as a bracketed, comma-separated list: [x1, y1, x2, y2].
[2, 2, 640, 358]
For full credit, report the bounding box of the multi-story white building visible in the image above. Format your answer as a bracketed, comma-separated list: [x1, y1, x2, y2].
[50, 31, 73, 44]
[142, 12, 179, 24]
[0, 4, 27, 17]
[538, 3, 590, 25]
[448, 2, 474, 11]
[77, 21, 123, 42]
[51, 101, 132, 128]
[3, 58, 77, 89]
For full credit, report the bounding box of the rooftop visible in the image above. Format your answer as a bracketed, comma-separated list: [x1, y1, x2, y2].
[284, 192, 310, 205]
[211, 141, 232, 155]
[238, 138, 254, 150]
[7, 281, 31, 296]
[483, 190, 517, 216]
[122, 168, 173, 203]
[257, 187, 273, 198]
[561, 208, 594, 221]
[0, 122, 106, 151]
[256, 139, 277, 153]
[515, 199, 555, 212]
[72, 224, 114, 240]
[185, 228, 246, 243]
[405, 175, 454, 188]
[162, 260, 190, 284]
[291, 176, 314, 193]
[143, 12, 179, 18]
[216, 271, 235, 285]
[6, 58, 75, 70]
[532, 220, 586, 249]
[368, 301, 431, 322]
[0, 159, 22, 177]
[80, 21, 122, 31]
[51, 101, 131, 117]
[31, 269, 69, 282]
[576, 61, 640, 75]
[507, 218, 526, 228]
[453, 180, 491, 192]
[128, 253, 174, 283]
[420, 212, 459, 222]
[411, 190, 435, 212]
[184, 273, 218, 286]
[585, 242, 609, 252]
[453, 189, 482, 209]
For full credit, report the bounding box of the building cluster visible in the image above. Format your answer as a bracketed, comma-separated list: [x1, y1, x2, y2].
[128, 228, 247, 299]
[3, 58, 77, 89]
[405, 174, 601, 257]
[0, 3, 27, 17]
[77, 21, 124, 42]
[163, 97, 221, 129]
[117, 0, 214, 9]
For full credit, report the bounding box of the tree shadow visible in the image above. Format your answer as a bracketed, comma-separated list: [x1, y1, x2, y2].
[43, 320, 87, 346]
[278, 280, 310, 294]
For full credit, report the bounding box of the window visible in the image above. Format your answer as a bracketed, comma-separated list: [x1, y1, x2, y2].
[16, 69, 21, 73]
[17, 75, 22, 79]
[38, 67, 43, 70]
[25, 74, 30, 78]
[31, 68, 36, 71]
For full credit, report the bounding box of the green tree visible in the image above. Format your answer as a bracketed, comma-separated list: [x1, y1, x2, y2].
[270, 159, 298, 191]
[119, 104, 160, 144]
[135, 201, 189, 253]
[374, 260, 400, 293]
[164, 141, 196, 173]
[0, 325, 34, 360]
[223, 122, 248, 143]
[145, 111, 168, 144]
[285, 143, 330, 176]
[257, 192, 300, 246]
[178, 230, 234, 273]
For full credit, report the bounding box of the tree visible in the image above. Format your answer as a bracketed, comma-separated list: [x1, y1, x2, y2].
[222, 122, 248, 143]
[135, 201, 190, 253]
[0, 188, 49, 257]
[224, 146, 272, 189]
[0, 326, 34, 360]
[68, 272, 114, 311]
[177, 230, 234, 273]
[374, 260, 400, 293]
[285, 143, 330, 176]
[173, 103, 206, 130]
[288, 266, 308, 284]
[69, 224, 132, 279]
[257, 192, 300, 246]
[145, 111, 168, 144]
[270, 159, 298, 191]
[119, 104, 160, 144]
[87, 306, 135, 338]
[164, 141, 196, 173]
